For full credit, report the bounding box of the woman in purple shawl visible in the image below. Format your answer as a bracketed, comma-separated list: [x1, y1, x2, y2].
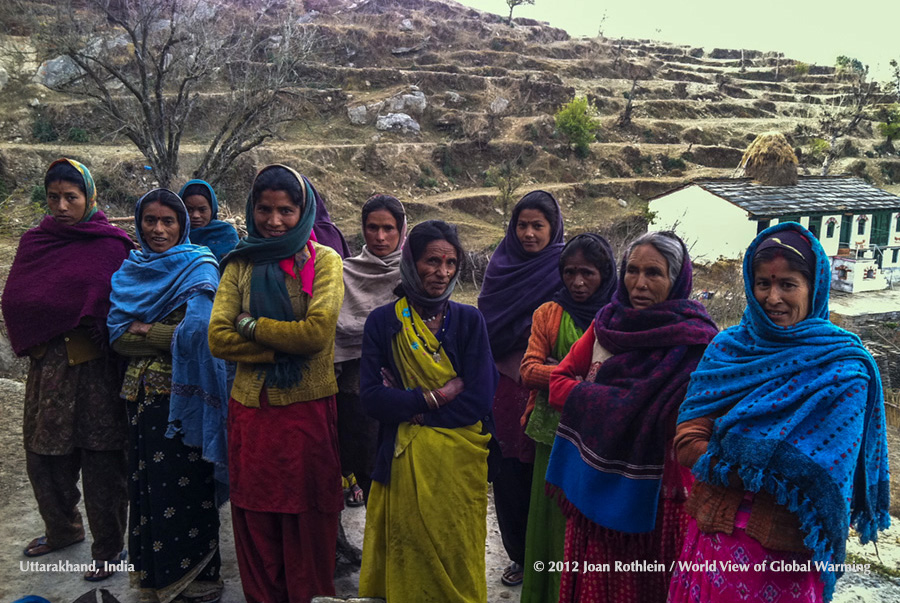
[1, 158, 133, 580]
[545, 231, 718, 603]
[307, 176, 351, 259]
[477, 190, 564, 586]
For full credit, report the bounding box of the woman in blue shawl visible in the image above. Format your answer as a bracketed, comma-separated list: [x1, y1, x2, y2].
[671, 223, 891, 603]
[178, 179, 239, 262]
[108, 189, 228, 603]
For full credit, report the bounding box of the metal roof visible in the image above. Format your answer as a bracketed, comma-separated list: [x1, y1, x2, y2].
[689, 177, 900, 218]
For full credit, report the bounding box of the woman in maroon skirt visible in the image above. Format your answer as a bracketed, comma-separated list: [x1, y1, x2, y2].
[208, 165, 344, 603]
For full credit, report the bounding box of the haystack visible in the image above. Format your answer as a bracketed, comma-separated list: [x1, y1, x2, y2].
[738, 131, 798, 186]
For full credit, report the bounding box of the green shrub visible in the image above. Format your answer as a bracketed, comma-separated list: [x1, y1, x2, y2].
[876, 104, 900, 152]
[808, 138, 831, 162]
[436, 147, 461, 178]
[485, 160, 524, 216]
[793, 62, 810, 77]
[554, 97, 600, 158]
[67, 127, 89, 143]
[416, 176, 439, 189]
[31, 184, 46, 206]
[662, 156, 686, 171]
[32, 115, 58, 142]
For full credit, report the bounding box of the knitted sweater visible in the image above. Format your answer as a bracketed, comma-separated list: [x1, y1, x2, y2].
[208, 242, 343, 406]
[519, 301, 563, 425]
[360, 300, 499, 484]
[675, 416, 807, 552]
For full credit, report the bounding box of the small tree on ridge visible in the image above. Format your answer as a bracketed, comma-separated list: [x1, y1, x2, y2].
[505, 0, 535, 26]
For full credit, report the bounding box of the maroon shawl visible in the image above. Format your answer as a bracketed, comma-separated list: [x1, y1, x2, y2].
[546, 238, 719, 533]
[2, 212, 133, 355]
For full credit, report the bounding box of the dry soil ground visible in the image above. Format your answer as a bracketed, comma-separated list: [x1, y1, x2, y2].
[1, 376, 899, 603]
[0, 378, 518, 603]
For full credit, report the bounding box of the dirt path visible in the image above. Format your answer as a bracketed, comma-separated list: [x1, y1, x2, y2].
[0, 378, 519, 603]
[1, 376, 898, 602]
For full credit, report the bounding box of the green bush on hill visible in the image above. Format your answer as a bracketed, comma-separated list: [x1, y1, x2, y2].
[554, 97, 600, 159]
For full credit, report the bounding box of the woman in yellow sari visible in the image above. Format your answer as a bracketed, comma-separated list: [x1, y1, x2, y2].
[358, 220, 499, 602]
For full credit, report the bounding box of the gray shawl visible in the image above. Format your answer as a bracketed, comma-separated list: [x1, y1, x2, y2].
[334, 245, 403, 362]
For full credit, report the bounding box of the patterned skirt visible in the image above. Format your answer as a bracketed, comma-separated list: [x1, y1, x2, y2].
[667, 515, 824, 602]
[127, 389, 221, 603]
[558, 497, 688, 603]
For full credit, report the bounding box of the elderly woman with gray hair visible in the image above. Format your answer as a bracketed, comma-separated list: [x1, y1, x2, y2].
[545, 231, 718, 603]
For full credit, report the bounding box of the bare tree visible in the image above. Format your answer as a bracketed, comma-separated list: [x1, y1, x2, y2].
[486, 156, 525, 217]
[36, 0, 318, 188]
[616, 63, 655, 128]
[505, 0, 535, 26]
[816, 57, 879, 175]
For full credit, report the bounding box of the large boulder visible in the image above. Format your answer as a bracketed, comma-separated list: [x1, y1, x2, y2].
[386, 89, 426, 115]
[376, 113, 420, 134]
[347, 105, 368, 125]
[489, 96, 509, 115]
[32, 55, 83, 88]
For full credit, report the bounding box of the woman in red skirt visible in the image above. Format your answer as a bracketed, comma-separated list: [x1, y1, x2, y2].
[209, 165, 344, 603]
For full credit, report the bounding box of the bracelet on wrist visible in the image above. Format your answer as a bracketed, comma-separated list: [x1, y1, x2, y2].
[237, 316, 257, 340]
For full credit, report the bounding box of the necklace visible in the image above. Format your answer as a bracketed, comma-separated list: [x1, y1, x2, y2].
[410, 307, 448, 363]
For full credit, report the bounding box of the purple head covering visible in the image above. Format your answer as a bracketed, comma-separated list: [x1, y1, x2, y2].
[2, 160, 133, 355]
[478, 190, 565, 360]
[754, 227, 816, 272]
[303, 175, 351, 258]
[551, 233, 617, 331]
[546, 232, 718, 533]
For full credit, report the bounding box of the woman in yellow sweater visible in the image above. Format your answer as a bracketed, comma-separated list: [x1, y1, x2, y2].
[208, 165, 344, 603]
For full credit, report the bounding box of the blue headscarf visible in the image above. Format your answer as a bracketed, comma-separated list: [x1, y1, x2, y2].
[108, 189, 229, 488]
[178, 179, 239, 262]
[678, 222, 890, 601]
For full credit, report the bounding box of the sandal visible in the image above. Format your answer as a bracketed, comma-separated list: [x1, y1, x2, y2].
[23, 535, 85, 558]
[501, 561, 524, 587]
[84, 550, 126, 582]
[344, 473, 365, 507]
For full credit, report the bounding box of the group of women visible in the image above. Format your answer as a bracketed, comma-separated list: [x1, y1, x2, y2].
[1, 156, 891, 603]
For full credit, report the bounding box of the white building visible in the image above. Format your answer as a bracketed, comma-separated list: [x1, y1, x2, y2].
[650, 176, 900, 290]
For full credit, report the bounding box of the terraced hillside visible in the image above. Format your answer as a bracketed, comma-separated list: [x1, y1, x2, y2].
[1, 0, 899, 257]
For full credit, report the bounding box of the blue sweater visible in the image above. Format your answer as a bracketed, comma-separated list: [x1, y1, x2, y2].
[360, 300, 499, 484]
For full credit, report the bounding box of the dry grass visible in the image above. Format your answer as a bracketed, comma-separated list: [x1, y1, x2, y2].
[738, 131, 798, 185]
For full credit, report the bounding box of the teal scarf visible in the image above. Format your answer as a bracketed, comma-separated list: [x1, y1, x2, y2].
[220, 165, 316, 389]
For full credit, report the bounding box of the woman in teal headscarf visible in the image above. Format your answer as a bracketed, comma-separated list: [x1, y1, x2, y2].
[3, 158, 133, 579]
[178, 179, 239, 262]
[208, 165, 344, 603]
